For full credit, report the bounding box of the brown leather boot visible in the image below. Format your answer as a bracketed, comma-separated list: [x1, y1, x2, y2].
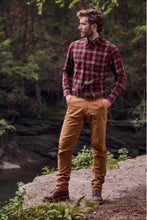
[43, 188, 69, 202]
[92, 190, 104, 204]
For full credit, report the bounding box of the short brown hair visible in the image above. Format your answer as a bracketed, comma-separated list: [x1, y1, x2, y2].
[77, 9, 104, 34]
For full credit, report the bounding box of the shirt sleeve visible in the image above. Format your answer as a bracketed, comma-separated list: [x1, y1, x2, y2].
[62, 43, 74, 97]
[107, 46, 126, 103]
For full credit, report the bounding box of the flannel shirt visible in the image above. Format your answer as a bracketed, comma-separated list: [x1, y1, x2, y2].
[62, 37, 126, 103]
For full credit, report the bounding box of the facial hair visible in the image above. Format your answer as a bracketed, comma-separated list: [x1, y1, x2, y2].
[80, 26, 94, 39]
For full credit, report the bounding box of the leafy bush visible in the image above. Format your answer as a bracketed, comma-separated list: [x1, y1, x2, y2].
[72, 145, 93, 170]
[72, 145, 129, 170]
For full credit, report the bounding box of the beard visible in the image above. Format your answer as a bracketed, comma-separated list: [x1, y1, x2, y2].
[80, 27, 93, 39]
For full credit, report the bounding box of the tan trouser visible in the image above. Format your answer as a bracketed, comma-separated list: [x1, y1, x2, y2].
[56, 96, 108, 191]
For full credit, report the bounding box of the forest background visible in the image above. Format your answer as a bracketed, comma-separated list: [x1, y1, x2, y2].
[0, 0, 146, 134]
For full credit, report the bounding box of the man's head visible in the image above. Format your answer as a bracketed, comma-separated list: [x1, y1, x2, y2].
[77, 9, 104, 40]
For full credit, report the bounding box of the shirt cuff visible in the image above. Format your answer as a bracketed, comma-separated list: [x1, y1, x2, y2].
[63, 90, 71, 98]
[107, 94, 116, 104]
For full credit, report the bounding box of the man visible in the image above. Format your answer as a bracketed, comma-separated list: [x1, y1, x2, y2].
[44, 9, 126, 204]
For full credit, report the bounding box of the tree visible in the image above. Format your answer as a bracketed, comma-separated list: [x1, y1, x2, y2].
[27, 0, 119, 15]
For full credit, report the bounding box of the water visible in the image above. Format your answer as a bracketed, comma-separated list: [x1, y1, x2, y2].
[0, 161, 57, 207]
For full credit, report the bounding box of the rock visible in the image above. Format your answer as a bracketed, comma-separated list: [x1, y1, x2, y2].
[0, 162, 21, 169]
[48, 151, 57, 159]
[19, 155, 146, 210]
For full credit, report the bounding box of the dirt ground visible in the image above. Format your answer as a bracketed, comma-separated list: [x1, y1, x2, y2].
[84, 185, 146, 220]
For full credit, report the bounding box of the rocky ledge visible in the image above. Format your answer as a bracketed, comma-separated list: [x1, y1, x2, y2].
[19, 155, 146, 210]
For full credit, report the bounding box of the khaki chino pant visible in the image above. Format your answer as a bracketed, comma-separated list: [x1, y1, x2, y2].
[56, 96, 108, 191]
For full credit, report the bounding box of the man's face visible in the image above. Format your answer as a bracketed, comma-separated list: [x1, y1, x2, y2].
[78, 16, 94, 39]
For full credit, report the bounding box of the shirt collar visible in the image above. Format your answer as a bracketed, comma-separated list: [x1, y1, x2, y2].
[85, 36, 102, 46]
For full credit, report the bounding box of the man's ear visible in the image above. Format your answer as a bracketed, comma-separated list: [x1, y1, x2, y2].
[93, 23, 97, 31]
[91, 23, 97, 32]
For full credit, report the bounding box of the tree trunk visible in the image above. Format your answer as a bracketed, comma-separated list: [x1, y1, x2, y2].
[0, 0, 8, 38]
[22, 4, 28, 52]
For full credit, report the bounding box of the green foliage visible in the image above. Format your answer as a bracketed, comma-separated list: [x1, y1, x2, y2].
[28, 0, 119, 14]
[42, 166, 56, 175]
[36, 0, 119, 14]
[0, 39, 39, 80]
[0, 119, 15, 136]
[0, 188, 92, 219]
[132, 25, 146, 44]
[0, 37, 63, 118]
[68, 0, 81, 9]
[0, 38, 41, 118]
[72, 145, 129, 170]
[0, 183, 101, 220]
[104, 0, 146, 109]
[83, 198, 99, 213]
[17, 181, 25, 187]
[0, 3, 75, 119]
[89, 0, 119, 15]
[106, 151, 119, 170]
[118, 148, 129, 161]
[55, 0, 66, 8]
[0, 189, 24, 220]
[27, 0, 46, 14]
[72, 145, 93, 170]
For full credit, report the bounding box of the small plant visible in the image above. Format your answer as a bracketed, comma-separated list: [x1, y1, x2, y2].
[0, 119, 15, 136]
[72, 145, 93, 170]
[118, 148, 129, 161]
[106, 147, 129, 169]
[106, 151, 119, 170]
[17, 181, 25, 187]
[42, 166, 56, 175]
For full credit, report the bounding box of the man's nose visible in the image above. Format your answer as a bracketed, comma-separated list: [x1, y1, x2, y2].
[78, 24, 81, 30]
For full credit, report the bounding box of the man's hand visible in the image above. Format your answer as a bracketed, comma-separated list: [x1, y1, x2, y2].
[66, 95, 72, 104]
[102, 99, 111, 110]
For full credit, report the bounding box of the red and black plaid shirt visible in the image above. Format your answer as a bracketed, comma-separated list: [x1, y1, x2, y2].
[62, 37, 126, 103]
